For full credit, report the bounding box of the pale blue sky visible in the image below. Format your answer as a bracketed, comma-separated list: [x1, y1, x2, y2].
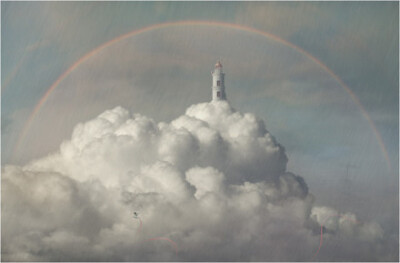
[1, 1, 398, 234]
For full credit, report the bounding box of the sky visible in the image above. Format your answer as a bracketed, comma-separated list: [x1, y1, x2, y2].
[1, 1, 399, 261]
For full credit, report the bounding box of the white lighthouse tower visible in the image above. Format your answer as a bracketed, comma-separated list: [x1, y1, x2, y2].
[211, 61, 226, 101]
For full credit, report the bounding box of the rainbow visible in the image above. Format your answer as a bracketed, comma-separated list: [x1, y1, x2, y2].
[312, 213, 361, 260]
[13, 20, 392, 172]
[148, 237, 179, 255]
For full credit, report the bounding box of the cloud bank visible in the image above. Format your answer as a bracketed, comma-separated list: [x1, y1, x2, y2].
[2, 101, 396, 261]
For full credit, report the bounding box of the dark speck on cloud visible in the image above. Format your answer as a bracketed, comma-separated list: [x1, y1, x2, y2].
[2, 102, 394, 261]
[1, 1, 398, 261]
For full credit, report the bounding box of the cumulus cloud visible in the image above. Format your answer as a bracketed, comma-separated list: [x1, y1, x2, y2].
[2, 101, 396, 261]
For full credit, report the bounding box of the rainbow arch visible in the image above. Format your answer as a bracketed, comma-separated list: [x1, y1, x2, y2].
[13, 20, 392, 172]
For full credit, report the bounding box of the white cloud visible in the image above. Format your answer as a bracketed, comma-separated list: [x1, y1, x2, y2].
[186, 166, 225, 200]
[2, 101, 395, 261]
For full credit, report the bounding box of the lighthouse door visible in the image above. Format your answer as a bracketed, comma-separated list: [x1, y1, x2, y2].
[217, 91, 221, 98]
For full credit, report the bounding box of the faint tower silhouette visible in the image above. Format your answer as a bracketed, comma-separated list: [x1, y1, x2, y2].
[340, 163, 356, 200]
[211, 61, 226, 101]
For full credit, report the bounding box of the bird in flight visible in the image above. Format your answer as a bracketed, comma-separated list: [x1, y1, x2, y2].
[133, 211, 139, 219]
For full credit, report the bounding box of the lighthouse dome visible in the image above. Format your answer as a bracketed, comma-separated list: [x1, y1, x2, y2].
[215, 61, 222, 68]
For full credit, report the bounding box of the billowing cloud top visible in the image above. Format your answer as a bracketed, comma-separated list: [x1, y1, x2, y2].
[2, 101, 394, 261]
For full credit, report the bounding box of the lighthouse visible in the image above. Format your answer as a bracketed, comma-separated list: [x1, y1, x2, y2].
[211, 61, 226, 101]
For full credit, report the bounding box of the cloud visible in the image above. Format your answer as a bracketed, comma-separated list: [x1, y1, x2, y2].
[2, 101, 397, 261]
[310, 206, 384, 241]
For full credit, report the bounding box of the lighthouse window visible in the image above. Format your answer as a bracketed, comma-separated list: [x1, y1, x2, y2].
[217, 80, 220, 86]
[217, 91, 221, 98]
